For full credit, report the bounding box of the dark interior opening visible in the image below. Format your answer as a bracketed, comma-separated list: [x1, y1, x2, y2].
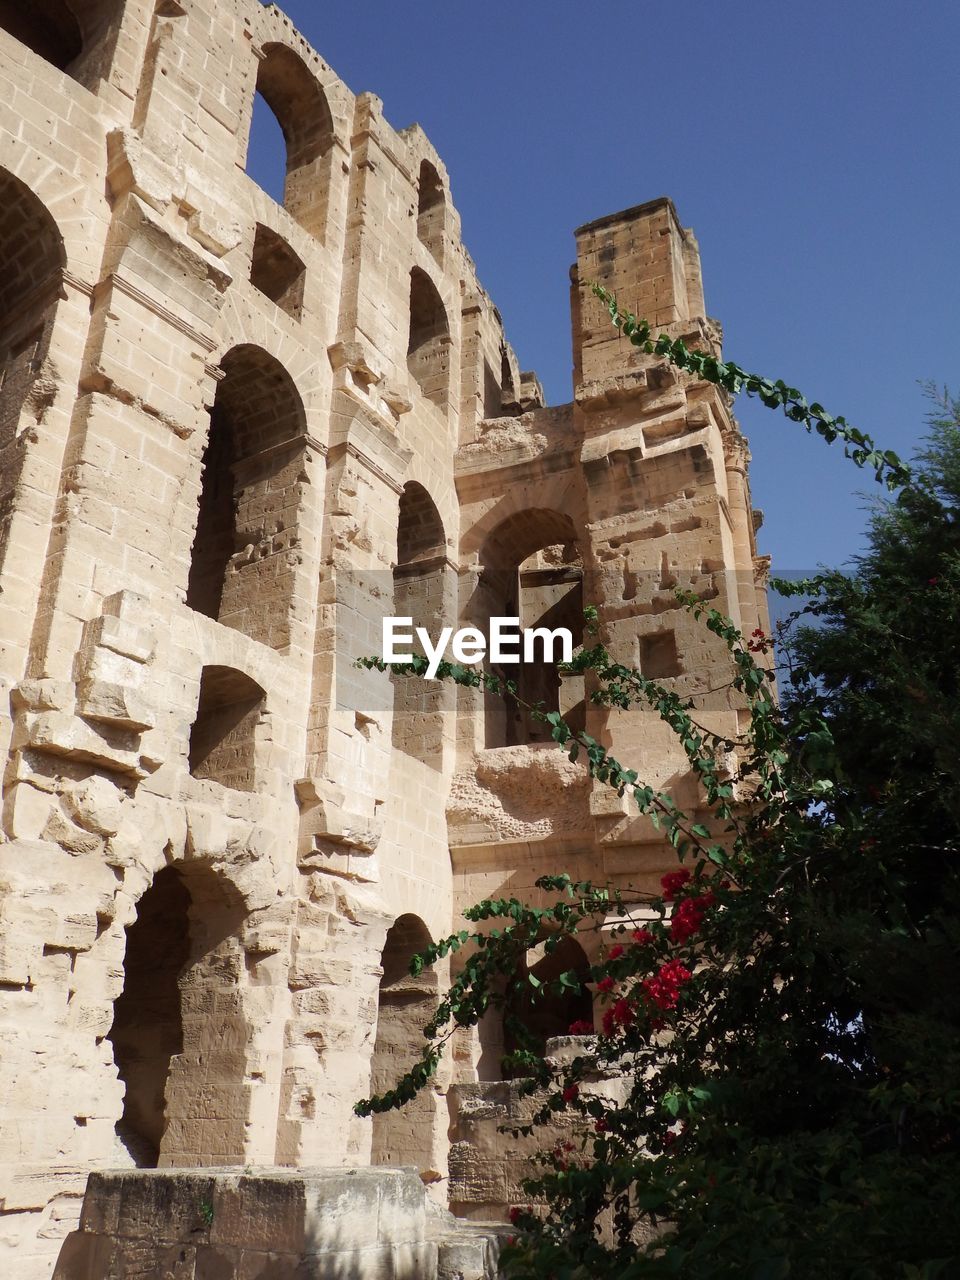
[408, 267, 449, 409]
[371, 915, 438, 1170]
[416, 159, 444, 261]
[501, 935, 593, 1078]
[108, 865, 191, 1167]
[186, 345, 306, 650]
[0, 0, 82, 70]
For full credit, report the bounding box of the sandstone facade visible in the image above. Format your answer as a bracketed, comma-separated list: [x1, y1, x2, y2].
[0, 3, 769, 1276]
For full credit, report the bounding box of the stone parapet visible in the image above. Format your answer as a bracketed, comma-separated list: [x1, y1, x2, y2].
[53, 1168, 502, 1280]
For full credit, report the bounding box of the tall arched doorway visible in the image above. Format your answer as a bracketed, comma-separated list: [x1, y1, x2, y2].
[478, 934, 593, 1081]
[187, 345, 306, 651]
[370, 915, 440, 1172]
[392, 481, 450, 767]
[0, 168, 64, 567]
[0, 0, 122, 90]
[108, 862, 252, 1167]
[477, 509, 585, 748]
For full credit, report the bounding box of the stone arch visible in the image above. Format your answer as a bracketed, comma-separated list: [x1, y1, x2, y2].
[187, 344, 306, 652]
[479, 934, 593, 1082]
[408, 267, 450, 411]
[476, 509, 585, 747]
[479, 508, 579, 570]
[392, 482, 450, 768]
[249, 42, 335, 241]
[371, 914, 440, 1172]
[416, 159, 444, 263]
[107, 861, 252, 1168]
[397, 481, 445, 566]
[0, 0, 122, 90]
[0, 167, 65, 567]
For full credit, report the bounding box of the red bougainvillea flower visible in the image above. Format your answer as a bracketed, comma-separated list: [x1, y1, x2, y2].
[632, 927, 655, 945]
[661, 868, 691, 900]
[608, 943, 624, 960]
[562, 1084, 579, 1102]
[596, 975, 615, 993]
[568, 1019, 594, 1035]
[611, 997, 635, 1028]
[508, 1207, 521, 1224]
[642, 958, 693, 1010]
[594, 1117, 608, 1133]
[669, 890, 716, 943]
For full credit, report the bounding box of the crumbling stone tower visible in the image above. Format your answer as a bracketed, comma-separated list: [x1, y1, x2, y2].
[0, 2, 768, 1276]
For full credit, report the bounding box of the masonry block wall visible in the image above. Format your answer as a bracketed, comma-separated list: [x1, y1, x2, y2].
[0, 3, 768, 1275]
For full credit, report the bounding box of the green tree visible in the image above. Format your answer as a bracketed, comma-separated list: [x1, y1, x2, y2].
[357, 312, 960, 1279]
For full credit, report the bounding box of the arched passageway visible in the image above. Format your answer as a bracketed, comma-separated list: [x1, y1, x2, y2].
[479, 935, 593, 1081]
[247, 43, 335, 239]
[416, 159, 444, 262]
[392, 482, 449, 767]
[0, 0, 122, 89]
[187, 345, 306, 650]
[408, 268, 450, 410]
[0, 169, 64, 564]
[108, 863, 251, 1167]
[370, 915, 440, 1172]
[477, 509, 585, 747]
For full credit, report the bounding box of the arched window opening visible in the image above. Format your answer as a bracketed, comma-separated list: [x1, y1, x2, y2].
[483, 936, 592, 1082]
[248, 43, 335, 240]
[416, 160, 444, 262]
[246, 95, 288, 207]
[397, 480, 445, 566]
[478, 510, 585, 748]
[482, 358, 501, 418]
[108, 864, 250, 1168]
[0, 1, 81, 68]
[499, 344, 519, 413]
[187, 345, 306, 651]
[189, 665, 265, 792]
[371, 915, 439, 1170]
[0, 169, 64, 566]
[250, 224, 305, 320]
[408, 268, 450, 410]
[0, 0, 121, 89]
[393, 483, 448, 768]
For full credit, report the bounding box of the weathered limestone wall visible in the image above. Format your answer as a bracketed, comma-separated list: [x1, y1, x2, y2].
[54, 1168, 503, 1279]
[0, 2, 767, 1275]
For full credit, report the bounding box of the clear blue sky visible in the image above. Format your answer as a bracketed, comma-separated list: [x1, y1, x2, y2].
[250, 0, 959, 574]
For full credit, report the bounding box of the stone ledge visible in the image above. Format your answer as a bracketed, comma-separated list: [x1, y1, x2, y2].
[54, 1168, 501, 1280]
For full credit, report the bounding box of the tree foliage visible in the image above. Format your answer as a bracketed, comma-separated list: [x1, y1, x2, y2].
[356, 311, 960, 1278]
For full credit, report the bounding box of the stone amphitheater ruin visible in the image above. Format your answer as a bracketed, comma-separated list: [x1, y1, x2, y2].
[0, 2, 770, 1276]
